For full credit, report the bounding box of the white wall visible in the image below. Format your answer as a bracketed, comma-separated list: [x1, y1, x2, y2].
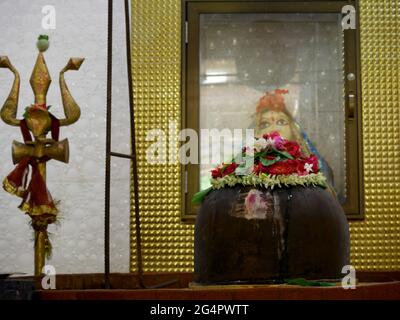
[0, 0, 131, 275]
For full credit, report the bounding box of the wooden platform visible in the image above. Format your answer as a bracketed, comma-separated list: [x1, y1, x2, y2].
[31, 272, 400, 300]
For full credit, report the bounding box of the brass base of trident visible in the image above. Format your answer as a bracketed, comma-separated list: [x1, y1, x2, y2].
[32, 159, 49, 276]
[34, 230, 46, 276]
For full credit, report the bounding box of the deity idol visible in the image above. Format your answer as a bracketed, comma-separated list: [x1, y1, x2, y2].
[254, 88, 334, 190]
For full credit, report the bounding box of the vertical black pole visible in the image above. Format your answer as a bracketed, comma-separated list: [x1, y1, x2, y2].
[124, 0, 145, 288]
[104, 0, 113, 289]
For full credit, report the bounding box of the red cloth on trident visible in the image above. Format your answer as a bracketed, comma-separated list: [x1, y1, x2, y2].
[2, 114, 60, 216]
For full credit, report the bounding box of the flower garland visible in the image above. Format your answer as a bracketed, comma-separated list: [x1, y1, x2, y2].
[193, 131, 327, 204]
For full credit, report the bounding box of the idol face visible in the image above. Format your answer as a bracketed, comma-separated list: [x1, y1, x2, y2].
[256, 110, 294, 141]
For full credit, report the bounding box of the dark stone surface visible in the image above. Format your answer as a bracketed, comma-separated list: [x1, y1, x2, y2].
[194, 186, 350, 284]
[0, 278, 35, 300]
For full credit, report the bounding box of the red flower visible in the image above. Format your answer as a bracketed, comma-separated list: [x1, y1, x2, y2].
[222, 162, 239, 176]
[295, 155, 319, 175]
[211, 167, 222, 179]
[306, 155, 319, 172]
[295, 159, 308, 176]
[252, 162, 269, 175]
[265, 160, 297, 175]
[262, 131, 280, 140]
[283, 141, 301, 158]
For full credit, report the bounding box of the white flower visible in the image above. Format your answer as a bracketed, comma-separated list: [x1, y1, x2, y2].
[254, 138, 268, 152]
[304, 163, 313, 174]
[265, 137, 275, 147]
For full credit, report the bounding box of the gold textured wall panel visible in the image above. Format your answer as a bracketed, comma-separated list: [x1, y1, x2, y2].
[130, 0, 400, 272]
[349, 0, 400, 270]
[130, 0, 194, 272]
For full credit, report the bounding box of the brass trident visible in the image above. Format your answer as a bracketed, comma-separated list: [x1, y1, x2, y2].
[0, 35, 84, 276]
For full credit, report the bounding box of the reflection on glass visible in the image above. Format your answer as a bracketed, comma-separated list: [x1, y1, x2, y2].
[199, 13, 346, 203]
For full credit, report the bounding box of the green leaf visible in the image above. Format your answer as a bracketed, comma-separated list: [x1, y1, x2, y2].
[254, 151, 267, 159]
[38, 34, 49, 40]
[273, 148, 293, 160]
[23, 107, 30, 119]
[192, 187, 213, 204]
[284, 278, 336, 287]
[260, 156, 280, 167]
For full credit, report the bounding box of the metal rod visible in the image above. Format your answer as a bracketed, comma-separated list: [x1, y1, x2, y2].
[34, 157, 47, 276]
[124, 0, 145, 289]
[104, 0, 113, 289]
[110, 151, 135, 160]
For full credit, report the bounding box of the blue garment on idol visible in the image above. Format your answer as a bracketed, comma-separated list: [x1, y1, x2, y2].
[300, 128, 334, 189]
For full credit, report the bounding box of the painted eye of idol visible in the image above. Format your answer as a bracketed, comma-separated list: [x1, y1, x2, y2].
[259, 121, 270, 129]
[257, 110, 294, 141]
[276, 118, 288, 126]
[258, 112, 289, 129]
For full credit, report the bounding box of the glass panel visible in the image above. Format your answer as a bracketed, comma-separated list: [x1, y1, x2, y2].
[199, 13, 346, 203]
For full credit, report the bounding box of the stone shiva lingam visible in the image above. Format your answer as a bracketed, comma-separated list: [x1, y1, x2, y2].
[193, 89, 350, 285]
[0, 35, 84, 276]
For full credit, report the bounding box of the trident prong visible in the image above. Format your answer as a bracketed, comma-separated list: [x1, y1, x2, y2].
[0, 56, 20, 127]
[59, 58, 85, 127]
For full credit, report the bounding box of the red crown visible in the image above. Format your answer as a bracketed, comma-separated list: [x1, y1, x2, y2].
[256, 89, 289, 114]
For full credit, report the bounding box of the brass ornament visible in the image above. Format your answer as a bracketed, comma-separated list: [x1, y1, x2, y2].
[0, 35, 84, 276]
